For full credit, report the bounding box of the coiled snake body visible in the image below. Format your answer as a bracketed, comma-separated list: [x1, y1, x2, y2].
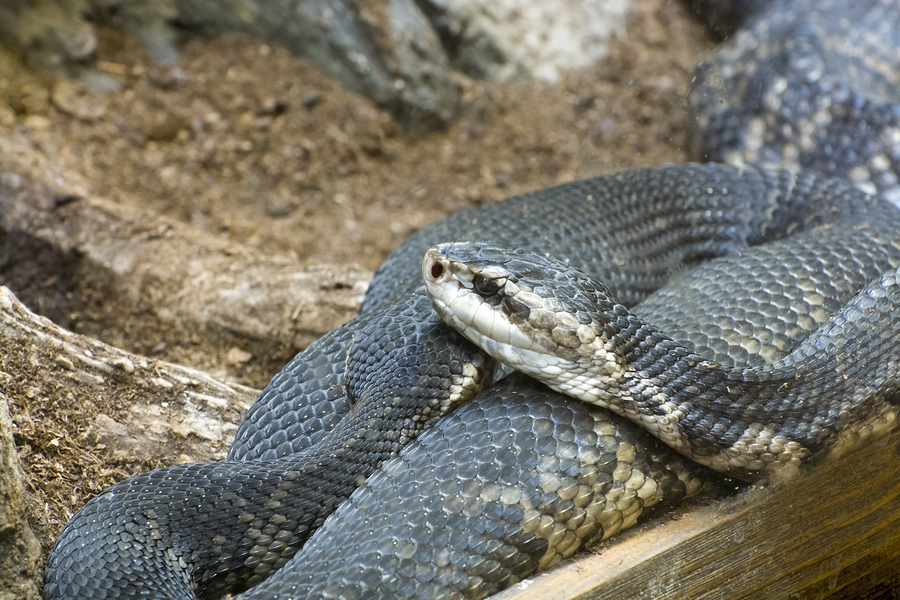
[44, 164, 900, 599]
[424, 237, 900, 478]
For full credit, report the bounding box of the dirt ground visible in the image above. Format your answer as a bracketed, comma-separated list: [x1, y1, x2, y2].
[0, 0, 711, 539]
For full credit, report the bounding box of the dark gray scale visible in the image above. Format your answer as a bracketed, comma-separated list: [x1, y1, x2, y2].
[673, 266, 900, 462]
[229, 294, 480, 461]
[238, 376, 715, 600]
[43, 294, 490, 600]
[364, 163, 895, 313]
[430, 239, 900, 478]
[226, 314, 361, 461]
[635, 221, 900, 367]
[233, 165, 892, 464]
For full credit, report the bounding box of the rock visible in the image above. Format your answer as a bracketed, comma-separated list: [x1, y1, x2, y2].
[0, 0, 460, 131]
[0, 0, 97, 73]
[1, 0, 643, 129]
[226, 346, 253, 366]
[170, 0, 460, 129]
[689, 0, 900, 206]
[418, 0, 634, 81]
[0, 390, 44, 600]
[51, 80, 109, 120]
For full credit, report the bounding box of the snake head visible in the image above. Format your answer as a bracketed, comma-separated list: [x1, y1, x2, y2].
[423, 242, 624, 381]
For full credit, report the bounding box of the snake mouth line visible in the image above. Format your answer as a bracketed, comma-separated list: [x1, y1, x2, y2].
[423, 243, 541, 371]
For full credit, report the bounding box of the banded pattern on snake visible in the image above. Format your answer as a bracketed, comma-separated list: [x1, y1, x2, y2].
[44, 163, 900, 599]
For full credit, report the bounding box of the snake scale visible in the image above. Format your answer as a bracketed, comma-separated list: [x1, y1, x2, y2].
[424, 239, 900, 478]
[44, 162, 900, 599]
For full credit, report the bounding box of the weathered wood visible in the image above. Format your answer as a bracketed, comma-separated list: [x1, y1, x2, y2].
[0, 166, 370, 365]
[0, 389, 44, 600]
[499, 431, 900, 600]
[0, 286, 258, 465]
[0, 282, 266, 596]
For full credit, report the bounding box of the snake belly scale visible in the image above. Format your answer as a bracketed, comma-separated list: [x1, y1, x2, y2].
[44, 164, 900, 599]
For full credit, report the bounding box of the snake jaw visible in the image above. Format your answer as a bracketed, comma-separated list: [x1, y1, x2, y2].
[424, 244, 542, 368]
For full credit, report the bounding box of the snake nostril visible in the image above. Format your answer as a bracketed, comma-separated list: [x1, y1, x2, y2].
[430, 262, 444, 280]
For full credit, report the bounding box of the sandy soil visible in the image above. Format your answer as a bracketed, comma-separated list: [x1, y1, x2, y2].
[0, 0, 711, 538]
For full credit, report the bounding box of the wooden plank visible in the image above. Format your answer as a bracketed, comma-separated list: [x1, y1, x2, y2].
[498, 430, 900, 600]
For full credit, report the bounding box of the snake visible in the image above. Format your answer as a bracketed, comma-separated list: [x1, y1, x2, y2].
[42, 163, 900, 599]
[690, 0, 900, 204]
[423, 240, 900, 479]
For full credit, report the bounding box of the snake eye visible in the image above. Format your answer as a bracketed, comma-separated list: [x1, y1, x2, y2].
[473, 274, 502, 296]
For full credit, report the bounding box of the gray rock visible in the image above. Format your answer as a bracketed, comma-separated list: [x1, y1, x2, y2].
[138, 0, 460, 129]
[0, 0, 638, 128]
[0, 0, 97, 71]
[0, 0, 460, 130]
[418, 0, 633, 81]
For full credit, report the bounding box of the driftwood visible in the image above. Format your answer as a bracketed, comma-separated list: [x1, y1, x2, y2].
[0, 388, 44, 600]
[0, 164, 370, 375]
[0, 282, 264, 597]
[0, 285, 258, 465]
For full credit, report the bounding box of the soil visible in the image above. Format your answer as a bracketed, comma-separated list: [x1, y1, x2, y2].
[0, 0, 711, 542]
